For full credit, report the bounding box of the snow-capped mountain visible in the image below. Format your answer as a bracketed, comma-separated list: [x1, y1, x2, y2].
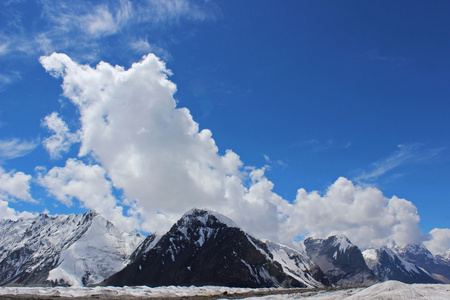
[391, 244, 450, 284]
[363, 246, 438, 283]
[2, 208, 448, 288]
[103, 208, 327, 288]
[0, 211, 142, 286]
[303, 234, 378, 287]
[436, 250, 450, 266]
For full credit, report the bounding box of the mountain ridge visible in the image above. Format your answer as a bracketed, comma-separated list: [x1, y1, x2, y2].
[1, 208, 449, 288]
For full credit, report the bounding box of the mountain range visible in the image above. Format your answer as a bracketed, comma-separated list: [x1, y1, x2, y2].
[0, 208, 449, 288]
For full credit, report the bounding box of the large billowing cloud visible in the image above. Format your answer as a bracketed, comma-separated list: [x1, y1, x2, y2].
[277, 177, 423, 249]
[38, 53, 439, 250]
[39, 52, 276, 237]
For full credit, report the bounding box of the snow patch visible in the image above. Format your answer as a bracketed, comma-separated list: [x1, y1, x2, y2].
[332, 234, 353, 252]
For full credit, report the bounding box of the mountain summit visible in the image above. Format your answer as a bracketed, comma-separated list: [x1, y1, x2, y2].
[103, 208, 326, 288]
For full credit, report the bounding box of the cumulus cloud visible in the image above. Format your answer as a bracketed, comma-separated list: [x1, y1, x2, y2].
[0, 199, 36, 221]
[38, 158, 138, 232]
[0, 166, 34, 203]
[42, 112, 80, 159]
[0, 138, 38, 162]
[38, 52, 439, 250]
[0, 165, 37, 221]
[277, 177, 423, 249]
[425, 228, 450, 255]
[39, 52, 282, 238]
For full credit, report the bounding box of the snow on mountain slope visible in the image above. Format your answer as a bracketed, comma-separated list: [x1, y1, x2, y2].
[391, 244, 450, 283]
[263, 241, 328, 288]
[363, 246, 438, 283]
[103, 208, 328, 288]
[0, 211, 143, 286]
[48, 213, 143, 286]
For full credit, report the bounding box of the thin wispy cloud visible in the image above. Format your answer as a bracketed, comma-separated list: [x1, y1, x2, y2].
[367, 50, 407, 64]
[354, 143, 444, 184]
[263, 154, 287, 169]
[0, 0, 217, 61]
[0, 138, 39, 162]
[292, 139, 351, 153]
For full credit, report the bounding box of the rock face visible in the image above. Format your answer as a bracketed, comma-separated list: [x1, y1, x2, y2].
[392, 244, 450, 284]
[303, 234, 378, 287]
[0, 211, 142, 286]
[103, 209, 326, 288]
[363, 246, 438, 284]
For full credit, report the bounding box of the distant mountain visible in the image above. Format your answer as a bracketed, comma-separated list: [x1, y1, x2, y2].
[436, 250, 450, 266]
[303, 234, 378, 287]
[0, 211, 142, 286]
[363, 246, 438, 283]
[103, 208, 327, 288]
[391, 244, 450, 284]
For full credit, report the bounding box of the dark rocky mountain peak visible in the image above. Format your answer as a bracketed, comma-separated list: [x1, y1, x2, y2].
[304, 235, 378, 287]
[103, 208, 325, 288]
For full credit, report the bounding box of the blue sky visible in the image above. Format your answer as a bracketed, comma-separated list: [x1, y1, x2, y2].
[0, 0, 449, 253]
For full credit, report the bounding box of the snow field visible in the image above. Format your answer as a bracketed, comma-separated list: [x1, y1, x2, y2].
[1, 281, 449, 299]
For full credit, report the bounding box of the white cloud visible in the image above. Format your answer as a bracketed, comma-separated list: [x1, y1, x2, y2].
[82, 2, 132, 37]
[42, 112, 80, 159]
[39, 52, 281, 237]
[38, 158, 138, 232]
[0, 199, 19, 220]
[0, 166, 34, 202]
[0, 199, 36, 221]
[39, 52, 441, 250]
[0, 138, 38, 162]
[131, 0, 218, 24]
[263, 154, 287, 169]
[424, 228, 450, 255]
[277, 177, 423, 249]
[0, 0, 219, 78]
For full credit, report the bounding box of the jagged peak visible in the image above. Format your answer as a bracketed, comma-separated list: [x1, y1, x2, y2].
[393, 243, 433, 256]
[178, 208, 239, 229]
[84, 209, 99, 218]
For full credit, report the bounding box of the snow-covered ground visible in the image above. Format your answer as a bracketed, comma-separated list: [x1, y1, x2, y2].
[0, 281, 449, 299]
[241, 281, 450, 299]
[0, 285, 270, 298]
